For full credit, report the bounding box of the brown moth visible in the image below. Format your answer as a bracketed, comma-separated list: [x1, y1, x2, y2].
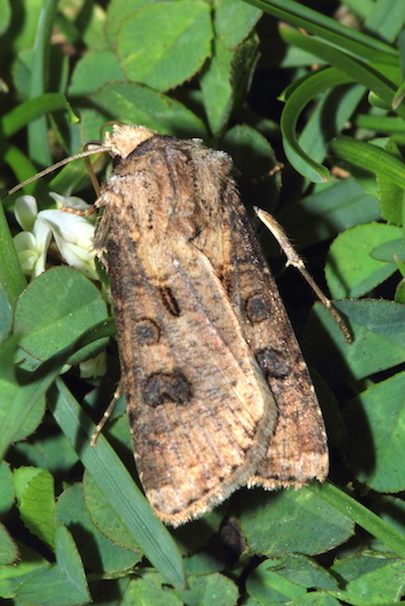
[90, 124, 328, 526]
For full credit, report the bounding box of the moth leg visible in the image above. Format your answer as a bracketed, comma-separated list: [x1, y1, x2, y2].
[90, 380, 123, 446]
[59, 205, 96, 216]
[255, 207, 351, 342]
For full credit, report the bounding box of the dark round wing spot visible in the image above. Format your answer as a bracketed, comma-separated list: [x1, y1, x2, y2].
[142, 370, 192, 407]
[256, 347, 291, 380]
[135, 317, 161, 345]
[245, 294, 271, 323]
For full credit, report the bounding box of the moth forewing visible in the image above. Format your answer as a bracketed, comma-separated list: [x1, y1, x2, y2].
[209, 171, 329, 490]
[93, 127, 279, 525]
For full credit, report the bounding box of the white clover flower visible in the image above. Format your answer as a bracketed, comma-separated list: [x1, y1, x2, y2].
[14, 195, 39, 231]
[13, 197, 53, 278]
[13, 192, 98, 281]
[39, 209, 98, 280]
[79, 351, 107, 379]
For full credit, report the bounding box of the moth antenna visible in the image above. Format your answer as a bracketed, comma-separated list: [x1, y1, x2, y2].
[6, 145, 107, 197]
[255, 207, 352, 343]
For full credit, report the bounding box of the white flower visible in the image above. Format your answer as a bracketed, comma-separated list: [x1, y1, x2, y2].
[13, 197, 52, 277]
[79, 352, 107, 379]
[14, 195, 39, 231]
[39, 209, 97, 280]
[13, 193, 97, 280]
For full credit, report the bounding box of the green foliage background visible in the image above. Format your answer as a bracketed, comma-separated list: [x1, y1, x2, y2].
[1, 0, 405, 604]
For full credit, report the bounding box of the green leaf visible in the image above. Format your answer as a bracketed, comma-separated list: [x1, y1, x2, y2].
[0, 0, 11, 36]
[0, 337, 44, 460]
[0, 316, 112, 462]
[14, 266, 109, 368]
[305, 300, 405, 384]
[247, 556, 341, 605]
[0, 462, 14, 518]
[280, 67, 354, 182]
[221, 124, 279, 209]
[118, 571, 183, 606]
[11, 428, 78, 474]
[345, 372, 405, 493]
[331, 136, 405, 188]
[300, 82, 366, 166]
[247, 555, 338, 602]
[395, 278, 405, 302]
[117, 0, 212, 91]
[341, 297, 394, 341]
[0, 337, 46, 444]
[331, 554, 405, 604]
[0, 197, 27, 317]
[1, 93, 79, 138]
[183, 548, 225, 576]
[83, 471, 142, 551]
[200, 32, 260, 136]
[56, 483, 142, 574]
[215, 0, 261, 48]
[0, 289, 12, 346]
[371, 496, 405, 552]
[376, 138, 405, 225]
[364, 0, 405, 44]
[245, 0, 397, 63]
[199, 0, 261, 136]
[50, 379, 185, 589]
[105, 0, 163, 48]
[13, 467, 56, 548]
[27, 0, 60, 167]
[309, 482, 405, 559]
[280, 27, 403, 119]
[3, 144, 45, 197]
[91, 81, 207, 138]
[246, 561, 306, 603]
[0, 524, 18, 566]
[372, 238, 405, 263]
[276, 177, 380, 249]
[355, 113, 405, 134]
[291, 595, 341, 606]
[0, 543, 50, 599]
[238, 486, 354, 556]
[325, 223, 402, 298]
[11, 0, 43, 52]
[246, 558, 343, 604]
[13, 397, 46, 444]
[16, 524, 91, 606]
[65, 3, 108, 53]
[176, 572, 239, 606]
[68, 51, 126, 96]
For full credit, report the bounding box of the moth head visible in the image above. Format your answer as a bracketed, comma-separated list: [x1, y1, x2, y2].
[103, 124, 155, 160]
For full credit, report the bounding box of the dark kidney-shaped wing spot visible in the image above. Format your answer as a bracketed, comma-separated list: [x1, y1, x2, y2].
[142, 370, 192, 407]
[134, 317, 161, 345]
[245, 294, 271, 323]
[256, 347, 291, 380]
[160, 286, 181, 316]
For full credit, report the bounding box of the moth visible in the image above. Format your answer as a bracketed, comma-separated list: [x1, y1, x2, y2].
[10, 124, 329, 526]
[92, 125, 328, 526]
